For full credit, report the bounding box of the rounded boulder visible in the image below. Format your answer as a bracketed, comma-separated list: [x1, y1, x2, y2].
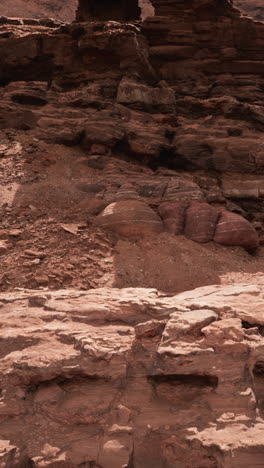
[95, 200, 164, 238]
[184, 202, 220, 243]
[214, 211, 259, 250]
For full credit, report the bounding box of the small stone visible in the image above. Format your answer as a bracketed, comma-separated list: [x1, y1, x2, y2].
[8, 229, 22, 237]
[135, 320, 166, 338]
[28, 295, 49, 307]
[25, 258, 41, 266]
[35, 274, 49, 285]
[0, 240, 8, 254]
[24, 249, 46, 259]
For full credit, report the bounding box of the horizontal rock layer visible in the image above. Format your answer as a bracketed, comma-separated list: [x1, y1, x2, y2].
[0, 2, 264, 467]
[0, 284, 264, 467]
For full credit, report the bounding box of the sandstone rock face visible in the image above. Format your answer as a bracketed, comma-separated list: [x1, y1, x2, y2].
[0, 1, 262, 280]
[0, 2, 264, 466]
[0, 284, 264, 467]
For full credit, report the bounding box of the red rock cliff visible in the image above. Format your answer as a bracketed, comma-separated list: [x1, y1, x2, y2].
[0, 0, 264, 467]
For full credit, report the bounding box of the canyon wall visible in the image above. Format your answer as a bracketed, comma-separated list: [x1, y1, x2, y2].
[0, 0, 264, 466]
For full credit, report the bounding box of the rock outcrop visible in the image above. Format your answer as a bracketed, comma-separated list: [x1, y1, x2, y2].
[0, 284, 264, 467]
[0, 0, 263, 248]
[0, 1, 264, 466]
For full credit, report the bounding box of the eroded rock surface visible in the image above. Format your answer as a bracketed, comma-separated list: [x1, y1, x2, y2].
[0, 284, 264, 467]
[0, 2, 264, 465]
[0, 0, 263, 247]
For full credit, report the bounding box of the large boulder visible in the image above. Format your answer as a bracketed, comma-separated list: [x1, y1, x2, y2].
[214, 211, 259, 250]
[184, 202, 220, 243]
[158, 201, 186, 234]
[95, 200, 164, 237]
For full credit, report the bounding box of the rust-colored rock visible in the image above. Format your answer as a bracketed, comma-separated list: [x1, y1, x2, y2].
[0, 285, 263, 466]
[95, 200, 164, 237]
[0, 1, 263, 466]
[214, 211, 259, 250]
[184, 202, 220, 243]
[158, 201, 186, 234]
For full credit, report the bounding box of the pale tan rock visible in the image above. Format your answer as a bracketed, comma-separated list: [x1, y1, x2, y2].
[162, 309, 218, 342]
[175, 284, 264, 325]
[0, 284, 263, 466]
[135, 319, 166, 337]
[0, 240, 8, 254]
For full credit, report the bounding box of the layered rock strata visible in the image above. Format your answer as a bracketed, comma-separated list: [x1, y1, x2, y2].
[0, 1, 264, 465]
[0, 0, 264, 246]
[1, 284, 264, 467]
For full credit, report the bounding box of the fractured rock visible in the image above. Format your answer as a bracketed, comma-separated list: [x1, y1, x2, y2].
[0, 284, 263, 466]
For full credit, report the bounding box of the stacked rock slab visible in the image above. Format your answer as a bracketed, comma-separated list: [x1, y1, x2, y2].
[0, 285, 264, 467]
[143, 0, 264, 97]
[0, 2, 264, 468]
[95, 200, 164, 237]
[0, 4, 263, 244]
